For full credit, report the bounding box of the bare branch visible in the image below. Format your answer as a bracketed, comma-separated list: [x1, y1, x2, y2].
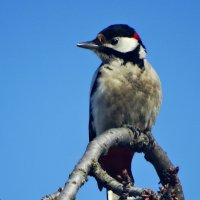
[42, 128, 184, 200]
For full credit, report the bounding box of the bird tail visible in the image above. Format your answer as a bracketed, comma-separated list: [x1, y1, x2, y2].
[107, 190, 120, 200]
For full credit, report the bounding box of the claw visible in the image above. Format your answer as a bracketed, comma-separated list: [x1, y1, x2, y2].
[117, 169, 134, 200]
[122, 124, 141, 138]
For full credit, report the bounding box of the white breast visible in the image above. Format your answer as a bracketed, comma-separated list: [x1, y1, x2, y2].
[90, 59, 162, 136]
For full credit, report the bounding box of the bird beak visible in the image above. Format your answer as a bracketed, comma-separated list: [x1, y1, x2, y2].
[77, 40, 99, 50]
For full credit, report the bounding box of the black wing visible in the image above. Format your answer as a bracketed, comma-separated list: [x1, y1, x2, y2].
[88, 66, 102, 141]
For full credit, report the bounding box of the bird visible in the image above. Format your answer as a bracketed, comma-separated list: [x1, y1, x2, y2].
[77, 24, 162, 200]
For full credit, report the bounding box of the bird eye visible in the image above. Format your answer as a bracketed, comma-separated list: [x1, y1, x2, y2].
[110, 38, 118, 45]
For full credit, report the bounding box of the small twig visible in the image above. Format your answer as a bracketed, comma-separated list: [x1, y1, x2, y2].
[90, 160, 145, 198]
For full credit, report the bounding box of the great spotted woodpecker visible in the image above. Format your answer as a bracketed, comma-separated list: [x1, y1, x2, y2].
[77, 24, 162, 200]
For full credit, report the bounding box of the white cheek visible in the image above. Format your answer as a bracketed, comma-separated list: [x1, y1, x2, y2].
[111, 37, 139, 53]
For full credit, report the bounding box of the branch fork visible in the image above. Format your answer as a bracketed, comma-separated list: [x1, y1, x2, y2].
[42, 128, 184, 200]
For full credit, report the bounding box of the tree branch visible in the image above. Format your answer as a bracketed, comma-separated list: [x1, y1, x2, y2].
[42, 128, 184, 200]
[90, 160, 145, 199]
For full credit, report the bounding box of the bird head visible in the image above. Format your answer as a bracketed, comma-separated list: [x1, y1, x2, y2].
[77, 24, 146, 64]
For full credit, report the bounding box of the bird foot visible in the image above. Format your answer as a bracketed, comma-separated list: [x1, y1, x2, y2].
[117, 169, 134, 200]
[122, 124, 141, 138]
[116, 169, 134, 187]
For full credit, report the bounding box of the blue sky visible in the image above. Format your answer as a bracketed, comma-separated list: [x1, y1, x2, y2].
[0, 1, 199, 199]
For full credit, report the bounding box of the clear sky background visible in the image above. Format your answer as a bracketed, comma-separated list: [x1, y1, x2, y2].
[0, 1, 199, 199]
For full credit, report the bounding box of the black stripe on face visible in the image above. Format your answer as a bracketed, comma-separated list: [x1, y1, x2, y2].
[97, 45, 144, 68]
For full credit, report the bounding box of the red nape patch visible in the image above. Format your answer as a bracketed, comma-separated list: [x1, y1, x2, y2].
[133, 32, 140, 41]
